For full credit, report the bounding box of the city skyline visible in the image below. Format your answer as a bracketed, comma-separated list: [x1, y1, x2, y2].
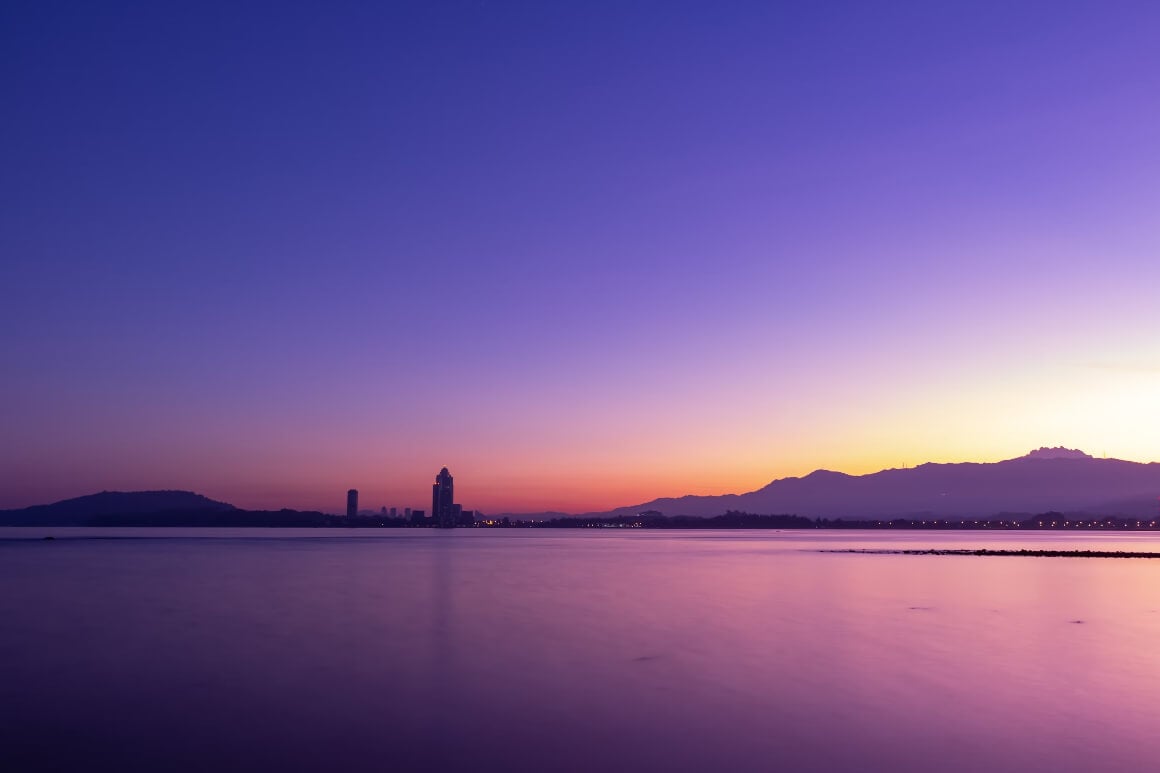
[4, 3, 1159, 514]
[333, 446, 1160, 519]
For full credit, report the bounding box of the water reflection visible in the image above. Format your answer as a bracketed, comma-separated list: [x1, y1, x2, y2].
[2, 530, 1160, 771]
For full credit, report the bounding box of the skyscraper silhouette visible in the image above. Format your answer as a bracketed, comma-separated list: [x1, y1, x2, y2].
[431, 467, 455, 528]
[347, 489, 358, 517]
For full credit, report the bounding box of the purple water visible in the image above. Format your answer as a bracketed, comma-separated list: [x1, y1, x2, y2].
[3, 529, 1160, 771]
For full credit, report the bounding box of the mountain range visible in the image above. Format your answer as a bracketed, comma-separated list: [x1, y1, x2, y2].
[575, 448, 1160, 520]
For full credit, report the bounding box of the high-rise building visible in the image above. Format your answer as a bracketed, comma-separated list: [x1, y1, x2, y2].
[432, 467, 455, 528]
[347, 489, 358, 517]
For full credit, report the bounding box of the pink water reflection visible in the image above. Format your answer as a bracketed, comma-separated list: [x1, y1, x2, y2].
[2, 529, 1160, 771]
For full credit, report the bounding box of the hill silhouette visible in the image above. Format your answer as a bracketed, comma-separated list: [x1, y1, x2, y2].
[0, 491, 405, 527]
[589, 449, 1160, 520]
[0, 490, 235, 526]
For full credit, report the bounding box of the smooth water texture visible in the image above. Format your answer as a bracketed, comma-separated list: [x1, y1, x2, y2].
[4, 529, 1160, 772]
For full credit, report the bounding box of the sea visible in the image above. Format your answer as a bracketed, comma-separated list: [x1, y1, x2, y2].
[3, 528, 1160, 772]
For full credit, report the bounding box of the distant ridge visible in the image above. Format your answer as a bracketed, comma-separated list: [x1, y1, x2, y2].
[576, 450, 1160, 521]
[1022, 447, 1093, 460]
[0, 490, 235, 526]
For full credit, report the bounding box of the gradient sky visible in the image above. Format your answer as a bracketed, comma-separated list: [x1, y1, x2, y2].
[3, 1, 1159, 514]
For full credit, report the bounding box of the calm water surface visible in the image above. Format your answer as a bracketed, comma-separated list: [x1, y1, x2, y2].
[3, 529, 1160, 772]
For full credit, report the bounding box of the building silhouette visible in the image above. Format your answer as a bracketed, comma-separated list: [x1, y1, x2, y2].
[347, 489, 358, 517]
[432, 467, 456, 528]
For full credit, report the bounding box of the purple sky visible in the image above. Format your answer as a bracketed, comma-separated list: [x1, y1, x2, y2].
[3, 2, 1159, 514]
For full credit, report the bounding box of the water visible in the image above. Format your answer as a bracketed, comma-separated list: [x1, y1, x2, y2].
[4, 528, 1160, 772]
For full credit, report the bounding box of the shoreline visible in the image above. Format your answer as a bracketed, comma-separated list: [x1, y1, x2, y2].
[822, 548, 1160, 558]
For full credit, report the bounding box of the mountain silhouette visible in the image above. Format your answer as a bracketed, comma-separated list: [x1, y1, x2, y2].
[0, 490, 235, 526]
[593, 449, 1160, 520]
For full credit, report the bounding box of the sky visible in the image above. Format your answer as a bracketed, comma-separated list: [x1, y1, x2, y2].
[3, 1, 1159, 514]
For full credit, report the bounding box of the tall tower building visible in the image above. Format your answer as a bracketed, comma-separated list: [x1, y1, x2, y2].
[431, 467, 455, 528]
[347, 489, 358, 517]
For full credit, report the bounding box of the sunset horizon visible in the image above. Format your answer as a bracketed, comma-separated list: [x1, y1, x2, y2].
[6, 443, 1155, 516]
[5, 3, 1160, 771]
[5, 3, 1158, 520]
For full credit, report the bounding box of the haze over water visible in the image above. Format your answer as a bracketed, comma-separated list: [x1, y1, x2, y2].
[4, 529, 1160, 772]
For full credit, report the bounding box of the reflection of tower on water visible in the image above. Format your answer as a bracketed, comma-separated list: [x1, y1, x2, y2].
[429, 531, 458, 754]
